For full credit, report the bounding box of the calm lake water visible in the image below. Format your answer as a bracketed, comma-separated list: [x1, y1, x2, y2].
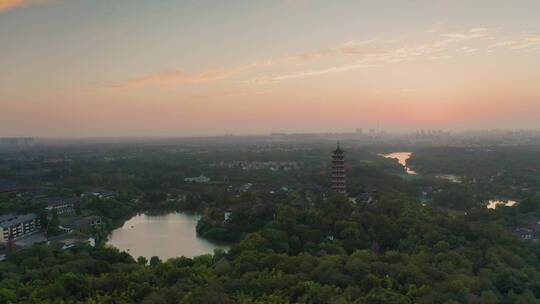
[107, 212, 229, 260]
[381, 152, 417, 175]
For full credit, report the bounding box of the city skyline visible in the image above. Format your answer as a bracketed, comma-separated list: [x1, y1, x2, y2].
[1, 0, 540, 137]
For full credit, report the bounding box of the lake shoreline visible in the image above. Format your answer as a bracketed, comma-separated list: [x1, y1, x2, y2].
[107, 211, 230, 260]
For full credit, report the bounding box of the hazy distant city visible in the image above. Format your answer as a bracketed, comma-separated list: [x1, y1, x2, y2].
[3, 128, 540, 149]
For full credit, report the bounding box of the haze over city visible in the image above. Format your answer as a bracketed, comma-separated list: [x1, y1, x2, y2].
[1, 0, 540, 137]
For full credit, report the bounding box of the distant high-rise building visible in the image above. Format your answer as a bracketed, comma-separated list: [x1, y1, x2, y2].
[331, 142, 346, 194]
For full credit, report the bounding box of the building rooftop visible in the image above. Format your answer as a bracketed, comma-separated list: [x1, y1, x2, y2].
[83, 188, 118, 196]
[14, 232, 47, 247]
[0, 213, 40, 228]
[35, 196, 80, 207]
[0, 180, 25, 193]
[0, 213, 17, 224]
[66, 216, 102, 229]
[48, 232, 93, 247]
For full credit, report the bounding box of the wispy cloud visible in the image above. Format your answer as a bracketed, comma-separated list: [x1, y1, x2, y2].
[247, 63, 381, 84]
[123, 69, 235, 87]
[246, 28, 492, 84]
[168, 90, 273, 102]
[110, 60, 276, 89]
[0, 0, 49, 12]
[490, 34, 540, 50]
[114, 27, 540, 88]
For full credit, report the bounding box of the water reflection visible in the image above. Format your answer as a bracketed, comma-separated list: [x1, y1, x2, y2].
[107, 212, 229, 260]
[487, 200, 517, 209]
[381, 152, 417, 175]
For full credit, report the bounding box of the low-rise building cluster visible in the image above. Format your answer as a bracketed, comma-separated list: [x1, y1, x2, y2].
[184, 175, 211, 183]
[511, 218, 540, 241]
[38, 197, 79, 215]
[0, 211, 100, 256]
[216, 161, 299, 171]
[0, 213, 41, 243]
[81, 188, 119, 200]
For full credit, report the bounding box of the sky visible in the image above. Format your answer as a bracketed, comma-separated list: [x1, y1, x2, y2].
[1, 0, 540, 137]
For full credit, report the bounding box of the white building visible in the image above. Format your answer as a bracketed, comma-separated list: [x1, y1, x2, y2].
[40, 197, 78, 215]
[184, 175, 211, 183]
[47, 232, 96, 250]
[81, 189, 118, 200]
[0, 213, 41, 243]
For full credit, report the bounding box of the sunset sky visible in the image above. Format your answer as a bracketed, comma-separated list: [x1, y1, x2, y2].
[1, 0, 540, 137]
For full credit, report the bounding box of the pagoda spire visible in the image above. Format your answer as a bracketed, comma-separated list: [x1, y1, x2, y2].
[331, 142, 346, 194]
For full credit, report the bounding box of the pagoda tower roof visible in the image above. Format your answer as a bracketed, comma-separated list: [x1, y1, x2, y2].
[333, 141, 344, 154]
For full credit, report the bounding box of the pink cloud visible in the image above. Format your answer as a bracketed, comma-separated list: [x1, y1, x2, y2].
[0, 0, 49, 12]
[113, 27, 540, 88]
[113, 60, 274, 88]
[126, 69, 233, 86]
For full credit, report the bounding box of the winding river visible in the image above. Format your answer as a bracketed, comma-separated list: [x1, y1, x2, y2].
[381, 152, 417, 175]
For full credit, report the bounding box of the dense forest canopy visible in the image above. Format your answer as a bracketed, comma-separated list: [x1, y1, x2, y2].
[1, 142, 540, 303]
[2, 195, 540, 303]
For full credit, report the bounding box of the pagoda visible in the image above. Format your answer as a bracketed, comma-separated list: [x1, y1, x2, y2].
[331, 142, 346, 194]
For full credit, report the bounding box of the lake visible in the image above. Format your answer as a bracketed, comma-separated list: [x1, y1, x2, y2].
[107, 212, 229, 260]
[381, 152, 417, 175]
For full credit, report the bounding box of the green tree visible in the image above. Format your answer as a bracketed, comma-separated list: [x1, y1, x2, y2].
[149, 256, 161, 267]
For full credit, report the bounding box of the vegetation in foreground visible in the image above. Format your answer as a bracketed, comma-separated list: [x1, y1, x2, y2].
[2, 195, 540, 303]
